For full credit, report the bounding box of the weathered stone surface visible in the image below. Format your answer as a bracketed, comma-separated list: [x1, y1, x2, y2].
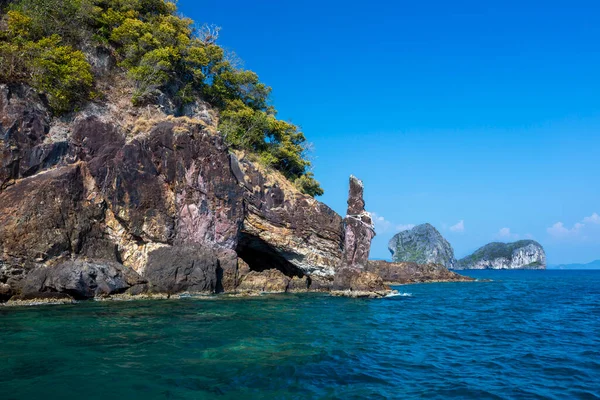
[0, 282, 12, 302]
[0, 84, 55, 190]
[234, 152, 344, 277]
[143, 245, 237, 294]
[19, 260, 145, 300]
[0, 83, 409, 301]
[0, 163, 106, 268]
[388, 223, 456, 269]
[288, 276, 310, 292]
[220, 258, 249, 293]
[332, 267, 388, 292]
[237, 269, 291, 293]
[367, 260, 474, 284]
[8, 292, 75, 305]
[455, 240, 546, 270]
[342, 176, 375, 268]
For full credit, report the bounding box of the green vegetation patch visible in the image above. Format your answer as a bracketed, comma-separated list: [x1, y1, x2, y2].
[460, 240, 541, 264]
[0, 0, 322, 196]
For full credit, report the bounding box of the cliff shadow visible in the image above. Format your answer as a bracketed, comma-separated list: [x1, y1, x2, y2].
[236, 232, 306, 279]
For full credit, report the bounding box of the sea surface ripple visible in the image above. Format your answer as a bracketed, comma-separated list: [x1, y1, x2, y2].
[1, 270, 599, 399]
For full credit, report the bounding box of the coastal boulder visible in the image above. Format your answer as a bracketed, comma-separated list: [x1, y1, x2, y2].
[236, 269, 291, 293]
[19, 260, 145, 300]
[388, 223, 456, 269]
[332, 267, 387, 292]
[143, 246, 238, 294]
[455, 240, 546, 270]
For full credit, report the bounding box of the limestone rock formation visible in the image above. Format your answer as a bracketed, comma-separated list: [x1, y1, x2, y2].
[388, 223, 456, 269]
[232, 152, 344, 278]
[0, 82, 469, 301]
[342, 176, 376, 268]
[455, 240, 546, 270]
[0, 83, 387, 300]
[332, 176, 388, 293]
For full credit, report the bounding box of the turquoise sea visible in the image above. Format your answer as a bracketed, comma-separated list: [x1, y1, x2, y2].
[1, 270, 599, 399]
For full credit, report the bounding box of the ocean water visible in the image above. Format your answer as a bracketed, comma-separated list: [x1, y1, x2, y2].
[1, 270, 599, 399]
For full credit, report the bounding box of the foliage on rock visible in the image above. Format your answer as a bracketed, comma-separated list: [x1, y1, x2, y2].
[0, 0, 322, 196]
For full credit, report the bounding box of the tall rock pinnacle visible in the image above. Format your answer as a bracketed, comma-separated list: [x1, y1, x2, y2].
[342, 176, 375, 268]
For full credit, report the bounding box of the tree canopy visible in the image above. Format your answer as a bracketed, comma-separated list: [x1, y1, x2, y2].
[0, 0, 323, 196]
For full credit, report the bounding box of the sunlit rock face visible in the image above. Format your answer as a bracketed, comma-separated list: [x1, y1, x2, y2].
[0, 83, 351, 299]
[388, 223, 456, 270]
[454, 240, 546, 270]
[341, 176, 376, 268]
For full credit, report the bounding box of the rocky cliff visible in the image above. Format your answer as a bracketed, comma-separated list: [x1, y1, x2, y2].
[454, 240, 546, 270]
[0, 83, 394, 302]
[388, 223, 456, 269]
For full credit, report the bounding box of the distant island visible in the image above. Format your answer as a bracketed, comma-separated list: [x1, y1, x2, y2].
[388, 224, 456, 269]
[388, 225, 547, 270]
[549, 260, 600, 270]
[454, 240, 546, 270]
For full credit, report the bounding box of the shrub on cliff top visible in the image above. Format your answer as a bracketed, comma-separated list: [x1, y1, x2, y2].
[0, 0, 323, 196]
[0, 10, 93, 113]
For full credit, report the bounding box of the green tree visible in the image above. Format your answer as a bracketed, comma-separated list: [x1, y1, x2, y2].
[0, 0, 324, 196]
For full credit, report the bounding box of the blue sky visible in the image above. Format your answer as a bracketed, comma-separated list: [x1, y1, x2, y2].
[178, 0, 600, 264]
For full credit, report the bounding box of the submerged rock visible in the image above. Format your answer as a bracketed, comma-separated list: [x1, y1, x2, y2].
[455, 240, 546, 270]
[388, 223, 456, 269]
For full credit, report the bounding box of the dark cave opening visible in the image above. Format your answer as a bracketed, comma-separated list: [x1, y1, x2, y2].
[236, 232, 306, 279]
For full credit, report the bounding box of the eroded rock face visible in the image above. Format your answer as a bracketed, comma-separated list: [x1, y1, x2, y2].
[0, 84, 56, 190]
[233, 153, 344, 278]
[367, 260, 474, 284]
[143, 246, 237, 294]
[237, 269, 291, 293]
[0, 84, 358, 300]
[455, 240, 546, 270]
[332, 267, 387, 292]
[19, 260, 145, 300]
[388, 223, 456, 269]
[342, 176, 375, 268]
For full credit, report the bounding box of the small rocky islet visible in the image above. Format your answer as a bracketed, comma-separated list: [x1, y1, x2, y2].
[388, 223, 457, 269]
[454, 240, 546, 270]
[389, 224, 547, 271]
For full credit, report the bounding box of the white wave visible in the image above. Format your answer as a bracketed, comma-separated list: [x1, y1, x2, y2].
[385, 292, 412, 298]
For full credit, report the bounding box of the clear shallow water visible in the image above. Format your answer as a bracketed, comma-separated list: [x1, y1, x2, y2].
[1, 270, 599, 399]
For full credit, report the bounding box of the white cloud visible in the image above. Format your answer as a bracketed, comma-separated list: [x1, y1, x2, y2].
[449, 220, 465, 233]
[583, 213, 600, 225]
[496, 227, 533, 240]
[498, 227, 512, 237]
[497, 227, 519, 240]
[371, 212, 414, 234]
[547, 212, 599, 240]
[547, 221, 584, 238]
